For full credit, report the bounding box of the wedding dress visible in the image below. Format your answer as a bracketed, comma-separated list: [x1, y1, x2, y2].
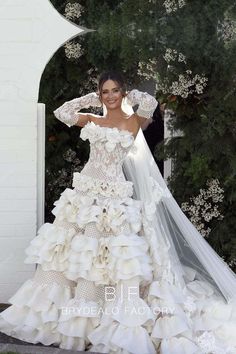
[0, 91, 236, 354]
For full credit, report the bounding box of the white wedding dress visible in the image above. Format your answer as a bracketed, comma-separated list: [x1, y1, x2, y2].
[0, 118, 236, 354]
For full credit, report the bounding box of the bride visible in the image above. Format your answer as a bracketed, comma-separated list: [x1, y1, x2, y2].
[0, 70, 236, 354]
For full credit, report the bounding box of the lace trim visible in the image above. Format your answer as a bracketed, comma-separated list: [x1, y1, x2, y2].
[126, 89, 158, 119]
[53, 93, 101, 127]
[72, 172, 134, 198]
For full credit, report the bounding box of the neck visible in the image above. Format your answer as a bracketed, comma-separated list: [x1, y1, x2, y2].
[105, 107, 126, 121]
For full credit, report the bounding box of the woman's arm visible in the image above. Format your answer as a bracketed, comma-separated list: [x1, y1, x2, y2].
[53, 92, 102, 127]
[126, 89, 158, 124]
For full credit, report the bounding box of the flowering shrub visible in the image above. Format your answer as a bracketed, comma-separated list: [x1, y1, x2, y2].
[163, 48, 187, 64]
[181, 179, 224, 238]
[43, 0, 236, 270]
[163, 0, 186, 14]
[64, 41, 84, 60]
[64, 2, 84, 20]
[157, 70, 208, 98]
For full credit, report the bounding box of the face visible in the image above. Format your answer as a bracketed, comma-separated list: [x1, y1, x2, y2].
[99, 79, 124, 109]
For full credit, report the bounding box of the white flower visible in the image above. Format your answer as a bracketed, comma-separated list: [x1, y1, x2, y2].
[217, 17, 236, 43]
[94, 199, 126, 233]
[184, 296, 197, 313]
[81, 122, 134, 152]
[64, 2, 84, 20]
[196, 331, 216, 352]
[156, 69, 208, 98]
[64, 41, 83, 60]
[149, 176, 171, 203]
[80, 128, 89, 141]
[105, 141, 117, 152]
[105, 129, 121, 152]
[143, 201, 156, 221]
[120, 131, 134, 148]
[90, 122, 106, 143]
[129, 144, 138, 155]
[163, 48, 178, 63]
[125, 204, 142, 233]
[77, 203, 100, 228]
[181, 179, 224, 238]
[52, 188, 78, 223]
[163, 0, 186, 14]
[138, 59, 158, 81]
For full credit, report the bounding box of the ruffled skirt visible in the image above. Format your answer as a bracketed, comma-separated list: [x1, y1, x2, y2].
[0, 186, 236, 354]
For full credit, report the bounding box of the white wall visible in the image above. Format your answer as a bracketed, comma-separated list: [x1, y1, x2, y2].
[0, 0, 84, 302]
[164, 109, 184, 182]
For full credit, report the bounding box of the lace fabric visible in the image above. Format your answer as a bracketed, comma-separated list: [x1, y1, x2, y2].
[80, 121, 135, 182]
[53, 92, 102, 127]
[72, 171, 134, 199]
[126, 89, 158, 119]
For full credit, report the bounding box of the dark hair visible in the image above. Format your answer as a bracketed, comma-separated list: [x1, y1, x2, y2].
[98, 70, 126, 95]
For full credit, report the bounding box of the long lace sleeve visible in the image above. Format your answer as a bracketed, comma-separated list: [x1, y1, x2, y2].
[53, 92, 102, 127]
[126, 89, 158, 119]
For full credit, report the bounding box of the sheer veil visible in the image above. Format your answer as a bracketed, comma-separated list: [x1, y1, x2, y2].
[104, 97, 236, 304]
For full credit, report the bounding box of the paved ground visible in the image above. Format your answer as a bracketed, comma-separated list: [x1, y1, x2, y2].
[0, 306, 100, 354]
[0, 342, 96, 353]
[0, 332, 100, 354]
[0, 334, 99, 354]
[0, 321, 99, 354]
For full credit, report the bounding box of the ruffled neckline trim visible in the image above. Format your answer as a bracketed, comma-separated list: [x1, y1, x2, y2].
[80, 121, 135, 152]
[84, 121, 135, 138]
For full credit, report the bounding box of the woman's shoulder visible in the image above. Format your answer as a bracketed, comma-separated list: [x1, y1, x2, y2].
[87, 113, 104, 122]
[88, 113, 104, 124]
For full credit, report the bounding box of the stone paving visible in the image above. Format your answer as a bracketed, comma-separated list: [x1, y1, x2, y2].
[0, 319, 99, 354]
[0, 306, 100, 354]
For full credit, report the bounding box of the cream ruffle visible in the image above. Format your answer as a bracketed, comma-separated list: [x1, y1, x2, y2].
[0, 279, 73, 347]
[140, 200, 236, 353]
[3, 170, 236, 353]
[24, 223, 76, 271]
[0, 278, 110, 351]
[144, 274, 236, 353]
[56, 297, 102, 351]
[72, 171, 134, 199]
[88, 322, 157, 354]
[51, 187, 143, 235]
[65, 233, 153, 286]
[87, 289, 157, 354]
[24, 218, 153, 287]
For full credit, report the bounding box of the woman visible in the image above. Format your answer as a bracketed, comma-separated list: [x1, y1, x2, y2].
[0, 70, 236, 354]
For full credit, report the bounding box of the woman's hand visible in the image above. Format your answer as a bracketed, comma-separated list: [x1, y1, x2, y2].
[126, 89, 158, 119]
[126, 89, 141, 106]
[89, 92, 102, 107]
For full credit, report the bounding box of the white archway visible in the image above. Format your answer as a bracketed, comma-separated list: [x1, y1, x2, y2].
[0, 0, 86, 302]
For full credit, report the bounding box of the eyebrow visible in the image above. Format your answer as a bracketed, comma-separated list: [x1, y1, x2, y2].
[102, 87, 120, 91]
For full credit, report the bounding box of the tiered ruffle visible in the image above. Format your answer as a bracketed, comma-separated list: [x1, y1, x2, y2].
[24, 185, 153, 287]
[1, 176, 236, 353]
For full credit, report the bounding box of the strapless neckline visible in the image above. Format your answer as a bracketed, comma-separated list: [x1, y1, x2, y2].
[84, 120, 136, 139]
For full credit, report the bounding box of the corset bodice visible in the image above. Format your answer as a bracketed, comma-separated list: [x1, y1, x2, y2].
[72, 121, 136, 199]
